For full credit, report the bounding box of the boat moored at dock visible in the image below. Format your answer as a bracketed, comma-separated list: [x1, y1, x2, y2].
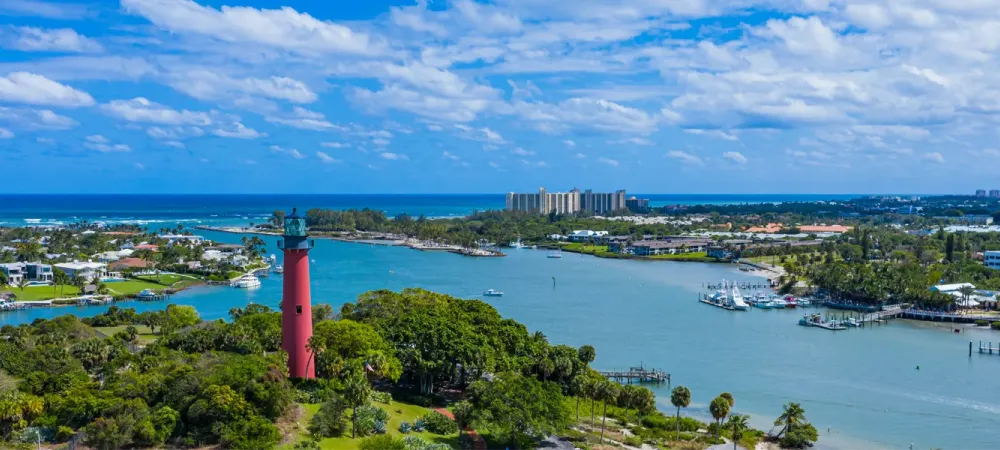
[483, 289, 503, 297]
[232, 274, 262, 289]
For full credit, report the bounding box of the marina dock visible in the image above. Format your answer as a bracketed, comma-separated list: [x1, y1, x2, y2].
[599, 366, 670, 385]
[699, 298, 738, 311]
[975, 341, 1000, 356]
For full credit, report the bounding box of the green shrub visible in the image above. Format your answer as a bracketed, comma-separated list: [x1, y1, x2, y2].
[359, 435, 405, 450]
[677, 432, 695, 441]
[991, 322, 1000, 330]
[413, 419, 425, 432]
[623, 436, 642, 446]
[55, 426, 75, 442]
[561, 429, 587, 442]
[218, 416, 281, 450]
[640, 414, 668, 429]
[308, 396, 348, 438]
[294, 440, 322, 450]
[354, 405, 390, 436]
[975, 320, 989, 326]
[399, 422, 411, 433]
[779, 423, 819, 449]
[420, 411, 458, 434]
[371, 391, 392, 404]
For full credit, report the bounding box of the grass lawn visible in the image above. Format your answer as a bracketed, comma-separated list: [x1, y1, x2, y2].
[14, 285, 81, 301]
[281, 400, 459, 450]
[94, 325, 158, 344]
[104, 279, 168, 296]
[648, 251, 718, 262]
[135, 274, 184, 285]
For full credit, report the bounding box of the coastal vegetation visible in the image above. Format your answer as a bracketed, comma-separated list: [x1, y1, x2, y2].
[0, 287, 816, 450]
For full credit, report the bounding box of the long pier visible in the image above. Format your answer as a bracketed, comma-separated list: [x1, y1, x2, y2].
[703, 282, 770, 290]
[599, 366, 670, 385]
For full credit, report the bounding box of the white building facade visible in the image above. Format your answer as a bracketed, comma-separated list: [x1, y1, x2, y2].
[506, 187, 625, 215]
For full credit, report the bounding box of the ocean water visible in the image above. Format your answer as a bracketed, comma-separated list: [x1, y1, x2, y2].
[2, 228, 998, 450]
[0, 194, 865, 228]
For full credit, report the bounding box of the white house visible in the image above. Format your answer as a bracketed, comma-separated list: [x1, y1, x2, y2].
[568, 230, 609, 242]
[159, 234, 205, 245]
[930, 282, 976, 293]
[94, 249, 134, 263]
[53, 261, 107, 282]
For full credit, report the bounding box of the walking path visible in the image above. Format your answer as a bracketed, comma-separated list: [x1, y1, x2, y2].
[433, 408, 486, 450]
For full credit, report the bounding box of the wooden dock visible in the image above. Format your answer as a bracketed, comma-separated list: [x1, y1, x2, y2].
[976, 341, 1000, 356]
[699, 298, 737, 311]
[598, 366, 670, 385]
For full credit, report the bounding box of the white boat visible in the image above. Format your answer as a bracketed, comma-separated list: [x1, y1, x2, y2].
[273, 265, 284, 274]
[483, 289, 504, 297]
[232, 274, 261, 289]
[770, 297, 787, 309]
[730, 285, 749, 310]
[547, 251, 563, 259]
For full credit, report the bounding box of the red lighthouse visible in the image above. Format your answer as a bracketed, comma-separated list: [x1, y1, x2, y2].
[278, 208, 315, 379]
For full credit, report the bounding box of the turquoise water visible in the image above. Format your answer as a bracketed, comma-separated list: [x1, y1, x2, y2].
[3, 230, 998, 449]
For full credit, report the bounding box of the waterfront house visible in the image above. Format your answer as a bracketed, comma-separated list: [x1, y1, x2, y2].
[159, 234, 205, 245]
[95, 249, 134, 263]
[930, 282, 976, 293]
[53, 261, 107, 282]
[631, 239, 712, 256]
[108, 257, 150, 271]
[548, 234, 567, 241]
[1, 262, 53, 284]
[568, 230, 609, 242]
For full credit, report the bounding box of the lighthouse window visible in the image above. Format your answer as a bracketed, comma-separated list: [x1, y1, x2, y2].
[296, 305, 303, 314]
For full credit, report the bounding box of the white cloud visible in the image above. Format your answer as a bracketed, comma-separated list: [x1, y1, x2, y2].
[212, 122, 265, 139]
[513, 97, 658, 134]
[35, 137, 54, 144]
[0, 127, 13, 139]
[666, 150, 704, 165]
[511, 147, 535, 156]
[0, 0, 89, 19]
[166, 70, 317, 104]
[316, 151, 339, 164]
[563, 139, 576, 147]
[372, 138, 390, 147]
[597, 157, 619, 167]
[102, 97, 212, 125]
[321, 142, 350, 148]
[1, 26, 101, 52]
[270, 145, 305, 159]
[146, 126, 204, 140]
[723, 151, 748, 164]
[134, 162, 146, 170]
[685, 129, 738, 141]
[488, 161, 499, 168]
[442, 151, 460, 160]
[380, 152, 408, 160]
[0, 72, 93, 107]
[609, 137, 654, 146]
[84, 134, 130, 152]
[121, 0, 379, 55]
[454, 124, 505, 143]
[266, 107, 341, 131]
[163, 140, 184, 148]
[922, 152, 945, 164]
[573, 152, 586, 158]
[0, 107, 78, 130]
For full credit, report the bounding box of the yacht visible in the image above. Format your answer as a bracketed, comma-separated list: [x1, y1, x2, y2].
[483, 289, 504, 297]
[233, 274, 262, 289]
[730, 285, 749, 310]
[770, 297, 787, 309]
[273, 265, 284, 274]
[136, 289, 158, 300]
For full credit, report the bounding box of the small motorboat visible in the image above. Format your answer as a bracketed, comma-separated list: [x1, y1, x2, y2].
[483, 289, 504, 297]
[136, 289, 157, 300]
[547, 251, 562, 259]
[273, 265, 284, 274]
[843, 318, 861, 327]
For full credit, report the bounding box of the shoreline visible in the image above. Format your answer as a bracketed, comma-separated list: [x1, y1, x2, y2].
[194, 225, 506, 257]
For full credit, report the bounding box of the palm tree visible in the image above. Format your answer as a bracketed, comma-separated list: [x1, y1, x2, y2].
[709, 396, 730, 442]
[720, 392, 735, 423]
[670, 386, 691, 440]
[597, 380, 620, 442]
[958, 285, 975, 308]
[727, 414, 750, 450]
[773, 402, 807, 438]
[585, 378, 599, 425]
[570, 375, 586, 423]
[620, 384, 638, 423]
[343, 365, 372, 439]
[16, 277, 29, 300]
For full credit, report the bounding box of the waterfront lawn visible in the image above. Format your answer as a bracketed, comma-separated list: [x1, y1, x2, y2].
[94, 325, 158, 344]
[134, 274, 183, 285]
[105, 279, 168, 296]
[648, 251, 718, 262]
[280, 399, 458, 450]
[14, 285, 82, 301]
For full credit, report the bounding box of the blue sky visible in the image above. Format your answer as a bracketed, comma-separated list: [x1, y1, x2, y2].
[0, 0, 992, 194]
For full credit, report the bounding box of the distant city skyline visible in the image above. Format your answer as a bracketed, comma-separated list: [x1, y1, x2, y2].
[0, 0, 993, 194]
